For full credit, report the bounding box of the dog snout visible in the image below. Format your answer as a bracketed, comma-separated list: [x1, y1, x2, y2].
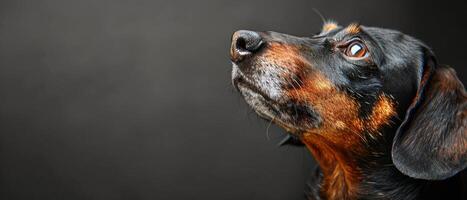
[230, 30, 264, 63]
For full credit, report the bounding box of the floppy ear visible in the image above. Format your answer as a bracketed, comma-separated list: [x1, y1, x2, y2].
[392, 49, 467, 180]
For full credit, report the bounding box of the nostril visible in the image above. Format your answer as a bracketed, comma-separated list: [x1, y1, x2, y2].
[234, 30, 263, 53]
[236, 37, 247, 52]
[230, 30, 264, 62]
[244, 37, 263, 52]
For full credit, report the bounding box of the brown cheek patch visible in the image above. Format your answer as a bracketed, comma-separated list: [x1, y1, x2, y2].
[261, 43, 309, 71]
[287, 73, 396, 145]
[365, 95, 396, 134]
[287, 73, 396, 199]
[288, 74, 365, 148]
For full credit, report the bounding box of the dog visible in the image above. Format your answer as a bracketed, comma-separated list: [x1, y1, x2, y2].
[230, 22, 466, 200]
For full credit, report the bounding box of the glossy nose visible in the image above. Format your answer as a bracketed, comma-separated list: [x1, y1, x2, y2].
[230, 30, 264, 63]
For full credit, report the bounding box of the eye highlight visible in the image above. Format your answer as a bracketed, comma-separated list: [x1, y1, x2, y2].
[345, 41, 368, 58]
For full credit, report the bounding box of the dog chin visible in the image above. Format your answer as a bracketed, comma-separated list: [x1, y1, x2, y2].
[236, 83, 321, 133]
[232, 63, 321, 133]
[237, 83, 278, 120]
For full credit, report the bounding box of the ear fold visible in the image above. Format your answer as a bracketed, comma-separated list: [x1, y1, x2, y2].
[392, 49, 467, 180]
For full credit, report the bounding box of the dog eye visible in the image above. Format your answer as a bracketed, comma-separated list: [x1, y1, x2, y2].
[345, 41, 368, 58]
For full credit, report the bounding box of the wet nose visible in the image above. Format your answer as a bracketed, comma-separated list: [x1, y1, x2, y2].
[230, 30, 264, 63]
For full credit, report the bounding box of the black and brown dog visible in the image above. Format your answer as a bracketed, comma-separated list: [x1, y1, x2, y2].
[230, 22, 466, 200]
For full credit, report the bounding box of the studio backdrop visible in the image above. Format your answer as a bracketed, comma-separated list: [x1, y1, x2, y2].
[0, 0, 465, 199]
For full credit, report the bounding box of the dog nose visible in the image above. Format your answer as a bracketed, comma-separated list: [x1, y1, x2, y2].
[230, 30, 264, 63]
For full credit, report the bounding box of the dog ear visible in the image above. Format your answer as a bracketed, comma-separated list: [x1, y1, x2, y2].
[392, 48, 467, 180]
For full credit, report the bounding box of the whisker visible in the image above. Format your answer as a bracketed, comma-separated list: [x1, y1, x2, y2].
[312, 8, 327, 25]
[266, 116, 275, 141]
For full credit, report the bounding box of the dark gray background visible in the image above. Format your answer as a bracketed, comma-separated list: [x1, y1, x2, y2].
[0, 0, 465, 199]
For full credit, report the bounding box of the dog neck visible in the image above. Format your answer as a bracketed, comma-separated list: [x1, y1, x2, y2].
[302, 133, 364, 199]
[301, 128, 424, 200]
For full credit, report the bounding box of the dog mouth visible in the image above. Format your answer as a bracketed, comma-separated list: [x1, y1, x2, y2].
[233, 74, 321, 134]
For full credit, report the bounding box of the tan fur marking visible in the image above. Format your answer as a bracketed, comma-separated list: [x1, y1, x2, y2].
[286, 73, 396, 199]
[263, 43, 309, 70]
[303, 133, 361, 200]
[288, 74, 366, 148]
[322, 22, 339, 32]
[366, 95, 396, 133]
[346, 23, 361, 35]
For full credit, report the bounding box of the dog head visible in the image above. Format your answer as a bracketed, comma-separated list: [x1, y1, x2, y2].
[230, 22, 466, 180]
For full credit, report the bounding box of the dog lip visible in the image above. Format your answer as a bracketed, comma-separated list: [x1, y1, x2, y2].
[233, 76, 276, 103]
[234, 77, 321, 134]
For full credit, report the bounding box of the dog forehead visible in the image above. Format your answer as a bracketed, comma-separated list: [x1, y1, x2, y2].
[362, 27, 425, 67]
[320, 22, 364, 36]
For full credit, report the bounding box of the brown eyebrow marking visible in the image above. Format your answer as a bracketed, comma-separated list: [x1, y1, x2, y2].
[322, 22, 339, 33]
[346, 23, 361, 34]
